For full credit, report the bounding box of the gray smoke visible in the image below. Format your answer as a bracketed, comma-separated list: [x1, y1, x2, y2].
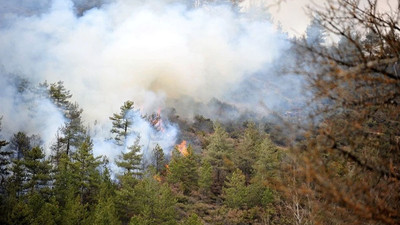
[0, 0, 301, 160]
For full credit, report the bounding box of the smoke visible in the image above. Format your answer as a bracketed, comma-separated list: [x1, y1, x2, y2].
[0, 74, 65, 155]
[91, 108, 178, 172]
[0, 0, 300, 160]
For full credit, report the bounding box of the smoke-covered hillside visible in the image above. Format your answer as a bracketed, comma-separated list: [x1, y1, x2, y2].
[1, 0, 398, 224]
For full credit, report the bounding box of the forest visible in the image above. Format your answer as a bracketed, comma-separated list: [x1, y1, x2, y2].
[0, 0, 399, 224]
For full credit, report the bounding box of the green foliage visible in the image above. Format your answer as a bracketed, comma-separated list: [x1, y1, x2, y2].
[0, 117, 11, 189]
[253, 136, 280, 180]
[10, 132, 31, 160]
[47, 82, 86, 156]
[223, 169, 247, 208]
[70, 137, 102, 205]
[48, 81, 72, 110]
[181, 213, 203, 225]
[152, 144, 166, 174]
[27, 194, 59, 225]
[234, 122, 263, 180]
[61, 192, 88, 225]
[8, 200, 32, 225]
[198, 160, 212, 195]
[93, 168, 120, 225]
[93, 197, 120, 225]
[223, 169, 274, 209]
[204, 123, 234, 195]
[61, 102, 86, 155]
[116, 136, 143, 177]
[118, 174, 177, 224]
[168, 145, 199, 194]
[53, 153, 74, 207]
[110, 100, 135, 146]
[23, 146, 52, 195]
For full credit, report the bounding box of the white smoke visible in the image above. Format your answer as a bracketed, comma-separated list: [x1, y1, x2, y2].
[0, 76, 65, 155]
[0, 0, 289, 158]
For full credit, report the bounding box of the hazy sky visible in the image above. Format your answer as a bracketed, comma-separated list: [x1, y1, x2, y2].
[257, 0, 399, 36]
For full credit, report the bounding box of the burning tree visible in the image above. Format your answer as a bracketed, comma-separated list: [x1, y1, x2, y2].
[289, 0, 400, 224]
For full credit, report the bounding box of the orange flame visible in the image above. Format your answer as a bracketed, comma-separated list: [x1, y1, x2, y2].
[153, 174, 162, 182]
[177, 140, 189, 157]
[165, 164, 170, 174]
[152, 108, 165, 132]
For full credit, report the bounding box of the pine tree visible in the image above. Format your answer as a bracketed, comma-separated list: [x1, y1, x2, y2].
[168, 145, 198, 194]
[8, 132, 32, 199]
[116, 137, 143, 178]
[223, 169, 247, 209]
[23, 146, 52, 195]
[93, 167, 120, 225]
[129, 177, 177, 225]
[253, 136, 280, 181]
[70, 136, 102, 206]
[0, 117, 11, 191]
[204, 123, 234, 195]
[152, 144, 166, 174]
[110, 100, 135, 146]
[8, 200, 32, 225]
[10, 132, 31, 160]
[198, 160, 212, 195]
[305, 17, 326, 47]
[234, 122, 262, 181]
[115, 137, 143, 223]
[48, 81, 72, 111]
[61, 190, 88, 225]
[46, 81, 86, 156]
[0, 118, 11, 225]
[27, 193, 59, 225]
[61, 103, 86, 156]
[181, 213, 203, 225]
[53, 152, 74, 208]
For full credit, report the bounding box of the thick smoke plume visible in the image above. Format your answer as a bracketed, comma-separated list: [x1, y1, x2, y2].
[0, 0, 297, 159]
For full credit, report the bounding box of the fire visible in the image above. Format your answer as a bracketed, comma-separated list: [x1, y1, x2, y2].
[177, 140, 189, 157]
[153, 174, 162, 182]
[152, 108, 165, 132]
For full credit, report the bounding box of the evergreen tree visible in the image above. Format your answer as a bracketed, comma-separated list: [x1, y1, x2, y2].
[23, 146, 52, 195]
[70, 136, 102, 206]
[168, 145, 198, 194]
[53, 153, 74, 208]
[152, 144, 166, 174]
[204, 123, 234, 195]
[8, 200, 32, 225]
[7, 132, 33, 199]
[115, 137, 143, 223]
[61, 190, 88, 225]
[46, 81, 86, 156]
[61, 103, 86, 156]
[93, 167, 120, 225]
[0, 117, 11, 191]
[305, 17, 326, 47]
[48, 81, 72, 111]
[253, 136, 280, 181]
[223, 169, 247, 209]
[27, 193, 59, 225]
[234, 122, 262, 181]
[129, 177, 177, 225]
[198, 160, 212, 195]
[116, 136, 143, 178]
[0, 118, 11, 225]
[181, 213, 203, 225]
[110, 100, 135, 146]
[10, 132, 31, 160]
